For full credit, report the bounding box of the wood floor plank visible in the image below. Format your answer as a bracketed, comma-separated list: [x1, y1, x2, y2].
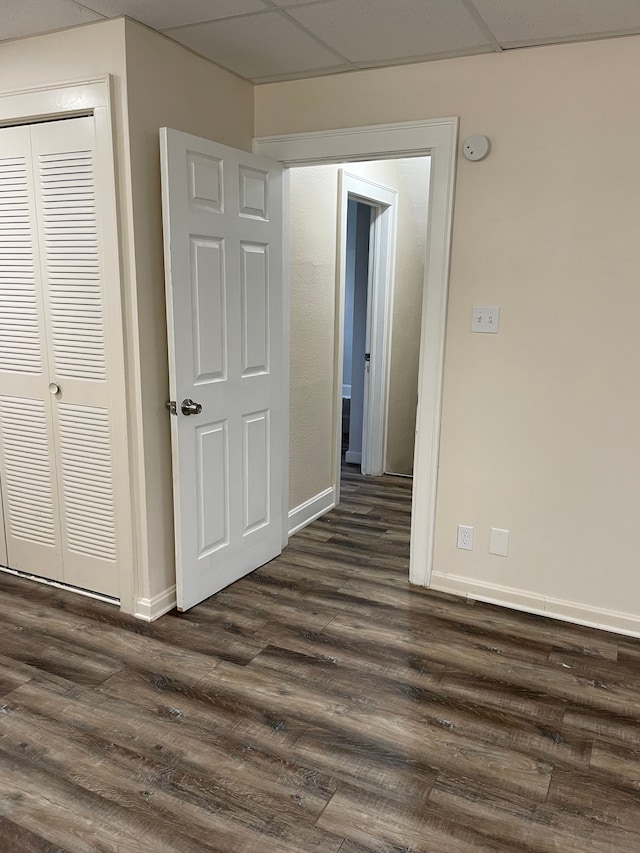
[0, 620, 121, 687]
[195, 661, 554, 801]
[0, 466, 639, 850]
[293, 724, 438, 803]
[545, 767, 640, 836]
[3, 681, 343, 853]
[317, 784, 516, 853]
[252, 644, 591, 774]
[0, 815, 67, 853]
[428, 771, 640, 853]
[0, 747, 201, 853]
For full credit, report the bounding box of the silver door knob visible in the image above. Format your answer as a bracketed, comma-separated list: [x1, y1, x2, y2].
[181, 398, 202, 416]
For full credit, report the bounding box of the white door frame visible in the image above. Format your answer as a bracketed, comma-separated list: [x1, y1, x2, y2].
[254, 118, 457, 588]
[0, 76, 135, 609]
[337, 172, 397, 485]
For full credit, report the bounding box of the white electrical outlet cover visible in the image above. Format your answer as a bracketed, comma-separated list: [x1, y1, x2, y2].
[457, 525, 474, 551]
[489, 528, 509, 557]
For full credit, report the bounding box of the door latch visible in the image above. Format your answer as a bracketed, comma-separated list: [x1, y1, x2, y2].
[166, 400, 177, 415]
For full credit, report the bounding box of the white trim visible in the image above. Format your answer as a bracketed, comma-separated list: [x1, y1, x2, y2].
[345, 451, 362, 465]
[135, 584, 177, 622]
[337, 172, 397, 480]
[254, 119, 458, 166]
[0, 76, 136, 614]
[254, 118, 458, 588]
[281, 169, 291, 549]
[431, 572, 640, 638]
[288, 487, 336, 536]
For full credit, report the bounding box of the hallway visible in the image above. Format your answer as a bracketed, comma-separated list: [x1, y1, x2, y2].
[0, 471, 638, 850]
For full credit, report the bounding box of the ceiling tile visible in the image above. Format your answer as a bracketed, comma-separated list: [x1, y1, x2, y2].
[163, 11, 345, 80]
[287, 0, 491, 62]
[471, 0, 640, 45]
[0, 0, 102, 41]
[80, 0, 268, 30]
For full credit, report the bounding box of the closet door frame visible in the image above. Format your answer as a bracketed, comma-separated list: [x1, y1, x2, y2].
[0, 77, 135, 612]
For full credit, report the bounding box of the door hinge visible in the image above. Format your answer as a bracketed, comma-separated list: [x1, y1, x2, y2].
[165, 400, 177, 415]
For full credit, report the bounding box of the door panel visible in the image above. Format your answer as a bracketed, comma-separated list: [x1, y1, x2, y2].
[0, 395, 58, 553]
[56, 402, 116, 563]
[29, 118, 120, 597]
[38, 145, 106, 383]
[0, 125, 63, 579]
[160, 128, 284, 612]
[243, 410, 269, 533]
[0, 145, 42, 376]
[190, 236, 226, 383]
[240, 242, 269, 374]
[195, 419, 228, 557]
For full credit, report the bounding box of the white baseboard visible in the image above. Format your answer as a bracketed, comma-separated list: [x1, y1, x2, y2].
[430, 572, 640, 638]
[345, 450, 362, 464]
[135, 584, 177, 622]
[288, 486, 335, 536]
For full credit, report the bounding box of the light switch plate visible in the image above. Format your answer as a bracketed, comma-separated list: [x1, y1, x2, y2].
[472, 305, 500, 333]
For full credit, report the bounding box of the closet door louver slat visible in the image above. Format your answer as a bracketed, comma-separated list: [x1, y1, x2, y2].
[0, 154, 42, 375]
[57, 403, 116, 562]
[0, 396, 57, 547]
[39, 148, 107, 382]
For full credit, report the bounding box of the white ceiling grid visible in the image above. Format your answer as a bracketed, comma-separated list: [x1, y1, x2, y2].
[1, 0, 640, 82]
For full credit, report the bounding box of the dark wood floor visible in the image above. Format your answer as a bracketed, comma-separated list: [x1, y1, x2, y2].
[0, 467, 639, 851]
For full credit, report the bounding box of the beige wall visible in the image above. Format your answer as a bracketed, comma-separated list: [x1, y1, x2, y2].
[288, 158, 425, 508]
[288, 166, 337, 510]
[123, 20, 255, 598]
[386, 159, 428, 475]
[257, 35, 640, 621]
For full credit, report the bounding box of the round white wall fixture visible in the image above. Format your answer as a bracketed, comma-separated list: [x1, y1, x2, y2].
[463, 135, 490, 161]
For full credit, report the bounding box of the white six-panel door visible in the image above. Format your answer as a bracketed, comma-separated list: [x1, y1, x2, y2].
[160, 129, 285, 612]
[0, 116, 123, 598]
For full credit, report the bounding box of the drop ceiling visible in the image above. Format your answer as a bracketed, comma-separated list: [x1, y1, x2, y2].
[2, 0, 640, 83]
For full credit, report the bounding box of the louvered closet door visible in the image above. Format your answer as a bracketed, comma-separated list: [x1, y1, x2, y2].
[30, 117, 119, 598]
[0, 125, 63, 580]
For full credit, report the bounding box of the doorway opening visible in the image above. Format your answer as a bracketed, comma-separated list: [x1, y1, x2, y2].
[286, 155, 431, 537]
[253, 119, 456, 585]
[341, 198, 372, 470]
[338, 169, 399, 484]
